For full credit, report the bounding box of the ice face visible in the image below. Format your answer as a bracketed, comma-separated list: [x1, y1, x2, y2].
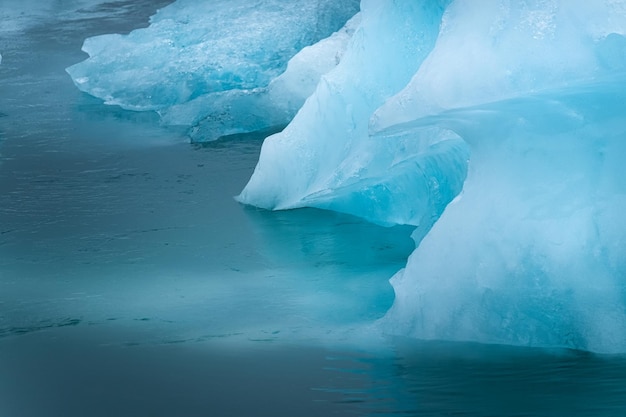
[65, 0, 360, 141]
[380, 84, 626, 353]
[367, 1, 626, 353]
[371, 0, 626, 131]
[237, 0, 468, 231]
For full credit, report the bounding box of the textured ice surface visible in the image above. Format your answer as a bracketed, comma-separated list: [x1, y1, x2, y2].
[66, 0, 360, 141]
[372, 1, 626, 353]
[238, 0, 467, 231]
[380, 82, 626, 353]
[160, 13, 362, 141]
[371, 0, 626, 132]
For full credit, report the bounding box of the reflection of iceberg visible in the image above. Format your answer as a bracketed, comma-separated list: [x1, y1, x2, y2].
[66, 0, 626, 353]
[242, 206, 415, 324]
[66, 0, 360, 141]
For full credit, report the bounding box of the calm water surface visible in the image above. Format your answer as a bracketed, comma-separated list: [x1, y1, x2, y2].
[1, 2, 625, 416]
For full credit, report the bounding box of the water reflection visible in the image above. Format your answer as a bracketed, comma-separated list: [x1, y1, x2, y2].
[322, 339, 626, 417]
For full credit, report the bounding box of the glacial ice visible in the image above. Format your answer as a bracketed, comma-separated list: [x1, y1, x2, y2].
[369, 1, 626, 354]
[239, 0, 626, 352]
[66, 0, 360, 141]
[380, 84, 626, 353]
[160, 13, 362, 141]
[66, 0, 626, 353]
[371, 0, 626, 131]
[237, 0, 468, 231]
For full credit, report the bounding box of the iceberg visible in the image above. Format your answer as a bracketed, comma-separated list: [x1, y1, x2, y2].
[160, 13, 362, 141]
[240, 0, 626, 352]
[66, 0, 360, 141]
[66, 0, 626, 353]
[368, 0, 626, 354]
[381, 84, 626, 353]
[371, 0, 626, 130]
[237, 0, 469, 232]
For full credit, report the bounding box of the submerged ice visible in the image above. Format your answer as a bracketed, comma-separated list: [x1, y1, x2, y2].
[67, 0, 626, 353]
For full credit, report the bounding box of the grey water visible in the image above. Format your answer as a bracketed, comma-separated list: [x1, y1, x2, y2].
[1, 2, 626, 416]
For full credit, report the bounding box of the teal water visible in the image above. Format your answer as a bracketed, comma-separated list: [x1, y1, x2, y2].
[1, 2, 625, 416]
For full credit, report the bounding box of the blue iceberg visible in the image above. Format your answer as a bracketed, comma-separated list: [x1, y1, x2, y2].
[67, 0, 626, 353]
[241, 0, 626, 353]
[237, 0, 469, 233]
[66, 0, 360, 141]
[381, 84, 626, 353]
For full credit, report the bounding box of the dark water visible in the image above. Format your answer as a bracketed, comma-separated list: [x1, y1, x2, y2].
[1, 2, 626, 416]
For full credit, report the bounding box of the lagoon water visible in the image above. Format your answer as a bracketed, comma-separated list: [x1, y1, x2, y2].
[1, 2, 626, 416]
